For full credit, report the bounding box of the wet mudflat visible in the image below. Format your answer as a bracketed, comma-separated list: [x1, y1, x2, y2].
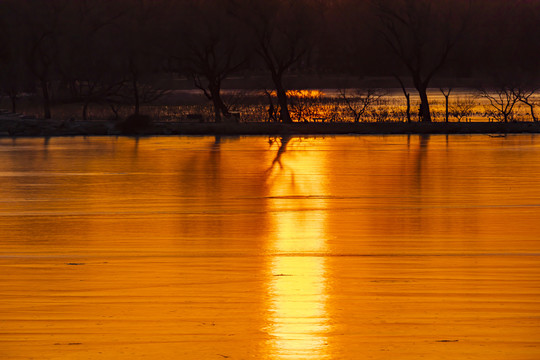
[1, 135, 540, 359]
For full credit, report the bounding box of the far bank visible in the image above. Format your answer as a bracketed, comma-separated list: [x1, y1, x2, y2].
[2, 116, 540, 137]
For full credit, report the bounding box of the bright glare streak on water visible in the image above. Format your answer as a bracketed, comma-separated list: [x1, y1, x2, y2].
[266, 140, 330, 359]
[1, 135, 540, 360]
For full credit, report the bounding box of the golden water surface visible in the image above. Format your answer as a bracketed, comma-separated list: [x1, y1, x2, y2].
[1, 135, 540, 360]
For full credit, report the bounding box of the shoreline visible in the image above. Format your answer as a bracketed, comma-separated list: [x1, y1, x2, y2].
[2, 115, 540, 137]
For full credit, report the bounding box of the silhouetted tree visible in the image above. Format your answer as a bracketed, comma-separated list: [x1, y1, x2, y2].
[394, 75, 411, 122]
[0, 2, 33, 113]
[450, 97, 475, 122]
[58, 1, 125, 120]
[440, 88, 452, 122]
[2, 0, 540, 124]
[517, 88, 538, 122]
[479, 67, 540, 123]
[288, 90, 324, 122]
[113, 0, 169, 116]
[0, 46, 33, 113]
[339, 88, 385, 123]
[264, 89, 279, 122]
[17, 0, 68, 119]
[374, 0, 471, 122]
[479, 87, 520, 123]
[170, 0, 247, 123]
[232, 0, 319, 123]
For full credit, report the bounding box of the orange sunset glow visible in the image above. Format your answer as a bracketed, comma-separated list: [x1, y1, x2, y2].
[2, 136, 540, 359]
[2, 0, 540, 359]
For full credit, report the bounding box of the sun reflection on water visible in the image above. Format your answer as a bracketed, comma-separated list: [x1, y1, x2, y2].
[265, 138, 331, 359]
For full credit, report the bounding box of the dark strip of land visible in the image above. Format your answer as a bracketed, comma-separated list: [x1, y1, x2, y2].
[2, 116, 540, 137]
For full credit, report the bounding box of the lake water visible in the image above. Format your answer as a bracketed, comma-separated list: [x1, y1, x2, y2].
[1, 135, 540, 360]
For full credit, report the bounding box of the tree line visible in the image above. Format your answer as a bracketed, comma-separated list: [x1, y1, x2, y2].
[0, 0, 539, 123]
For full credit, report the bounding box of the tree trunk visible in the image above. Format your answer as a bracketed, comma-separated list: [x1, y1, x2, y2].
[440, 89, 452, 123]
[133, 78, 140, 116]
[110, 104, 120, 120]
[209, 84, 229, 123]
[530, 104, 538, 122]
[521, 100, 538, 122]
[40, 79, 51, 119]
[212, 98, 222, 123]
[82, 100, 89, 121]
[405, 93, 411, 123]
[445, 95, 449, 122]
[273, 74, 292, 123]
[395, 76, 411, 123]
[268, 100, 276, 122]
[277, 89, 292, 123]
[417, 86, 432, 122]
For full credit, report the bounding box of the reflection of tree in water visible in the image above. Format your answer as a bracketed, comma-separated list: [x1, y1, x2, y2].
[267, 135, 291, 171]
[208, 136, 222, 185]
[266, 135, 297, 189]
[415, 134, 430, 187]
[419, 134, 430, 149]
[212, 135, 221, 151]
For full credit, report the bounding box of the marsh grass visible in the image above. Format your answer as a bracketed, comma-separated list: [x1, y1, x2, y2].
[2, 90, 538, 123]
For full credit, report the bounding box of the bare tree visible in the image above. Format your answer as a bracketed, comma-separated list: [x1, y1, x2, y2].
[113, 0, 169, 116]
[58, 1, 125, 120]
[0, 3, 34, 113]
[288, 90, 323, 122]
[515, 88, 538, 122]
[450, 96, 475, 122]
[374, 0, 471, 122]
[0, 53, 33, 113]
[16, 0, 69, 119]
[264, 89, 279, 122]
[479, 87, 520, 122]
[170, 0, 247, 123]
[440, 87, 452, 122]
[339, 88, 386, 122]
[394, 75, 411, 122]
[231, 0, 319, 123]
